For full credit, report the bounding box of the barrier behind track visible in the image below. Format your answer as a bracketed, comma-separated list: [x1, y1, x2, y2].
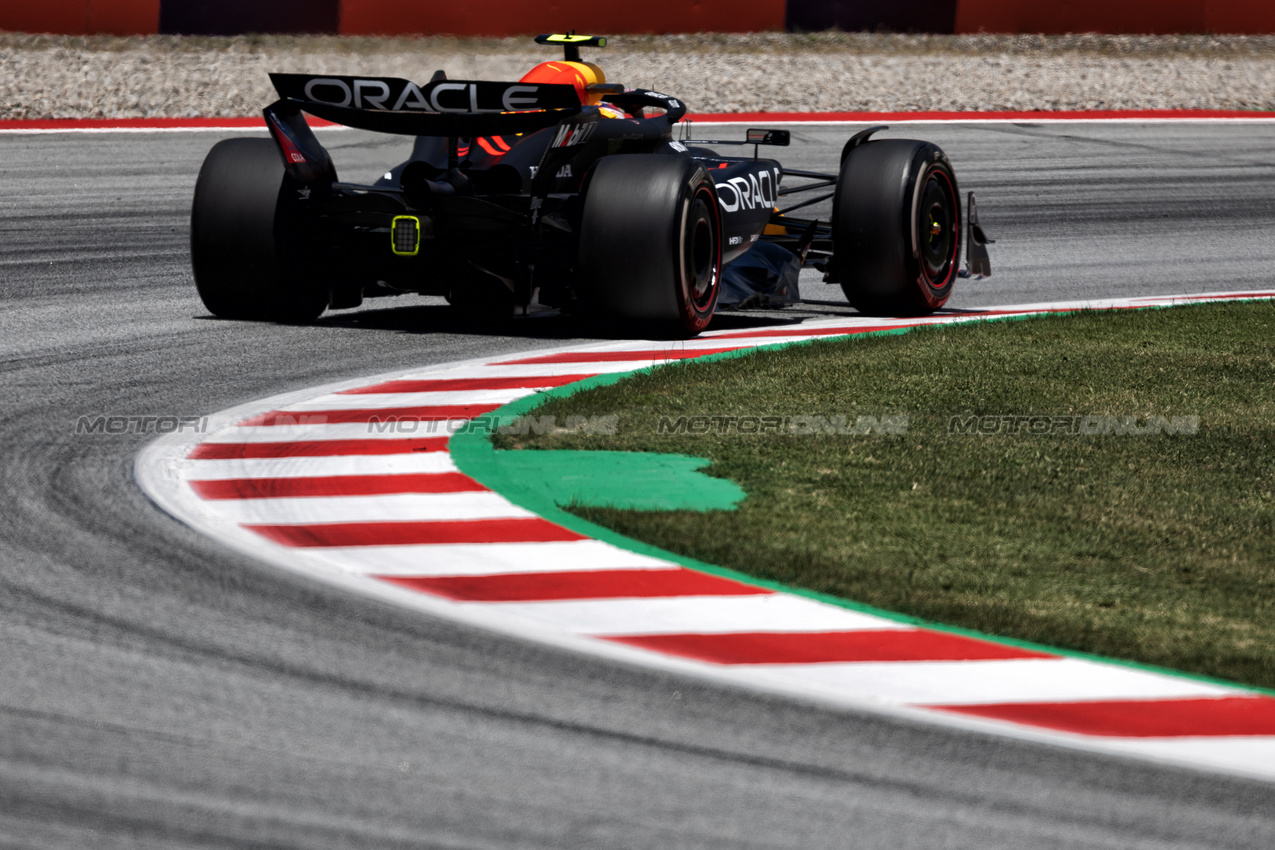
[161, 0, 339, 36]
[956, 0, 1275, 36]
[785, 0, 957, 35]
[3, 0, 158, 36]
[338, 1, 786, 37]
[2, 3, 1274, 53]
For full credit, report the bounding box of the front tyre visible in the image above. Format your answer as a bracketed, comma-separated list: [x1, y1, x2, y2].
[832, 139, 961, 316]
[578, 155, 722, 335]
[190, 138, 328, 323]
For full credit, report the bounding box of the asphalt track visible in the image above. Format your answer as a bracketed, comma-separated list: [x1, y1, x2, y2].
[2, 122, 1275, 849]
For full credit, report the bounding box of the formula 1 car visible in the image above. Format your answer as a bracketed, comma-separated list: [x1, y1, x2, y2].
[190, 33, 992, 334]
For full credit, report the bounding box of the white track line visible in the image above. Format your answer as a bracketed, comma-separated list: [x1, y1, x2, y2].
[281, 388, 543, 408]
[749, 658, 1242, 707]
[202, 422, 471, 442]
[177, 453, 458, 480]
[467, 595, 914, 636]
[301, 540, 678, 577]
[206, 492, 532, 524]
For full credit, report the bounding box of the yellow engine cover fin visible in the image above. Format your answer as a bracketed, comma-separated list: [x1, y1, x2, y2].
[535, 34, 607, 48]
[534, 33, 607, 62]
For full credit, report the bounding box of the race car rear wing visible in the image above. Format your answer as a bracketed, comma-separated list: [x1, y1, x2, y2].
[267, 73, 584, 137]
[263, 72, 690, 186]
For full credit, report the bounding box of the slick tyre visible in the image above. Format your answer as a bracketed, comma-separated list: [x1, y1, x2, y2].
[832, 139, 960, 316]
[190, 138, 328, 323]
[578, 155, 722, 335]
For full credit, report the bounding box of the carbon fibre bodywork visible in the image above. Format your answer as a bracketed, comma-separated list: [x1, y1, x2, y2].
[260, 72, 784, 314]
[216, 34, 988, 326]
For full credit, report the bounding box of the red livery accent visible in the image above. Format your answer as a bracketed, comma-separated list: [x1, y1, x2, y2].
[605, 629, 1053, 665]
[475, 137, 504, 157]
[377, 567, 773, 602]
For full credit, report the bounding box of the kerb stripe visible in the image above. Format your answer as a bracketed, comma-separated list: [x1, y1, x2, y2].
[189, 473, 485, 500]
[497, 348, 743, 365]
[706, 323, 917, 340]
[338, 375, 597, 394]
[931, 696, 1275, 738]
[378, 568, 774, 602]
[928, 698, 1275, 739]
[237, 404, 501, 426]
[245, 518, 584, 546]
[606, 630, 1053, 664]
[188, 438, 449, 459]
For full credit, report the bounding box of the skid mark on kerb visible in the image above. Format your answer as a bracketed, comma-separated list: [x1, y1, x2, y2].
[136, 291, 1275, 783]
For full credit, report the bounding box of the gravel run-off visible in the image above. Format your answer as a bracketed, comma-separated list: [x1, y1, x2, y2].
[4, 32, 1275, 118]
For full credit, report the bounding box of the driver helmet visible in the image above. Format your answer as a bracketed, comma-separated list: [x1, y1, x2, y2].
[519, 60, 625, 117]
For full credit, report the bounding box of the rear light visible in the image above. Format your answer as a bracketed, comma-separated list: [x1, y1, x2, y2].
[391, 216, 420, 256]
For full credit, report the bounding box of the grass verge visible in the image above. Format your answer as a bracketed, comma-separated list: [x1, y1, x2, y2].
[498, 301, 1275, 690]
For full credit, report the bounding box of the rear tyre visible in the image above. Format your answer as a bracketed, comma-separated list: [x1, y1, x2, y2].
[578, 155, 722, 335]
[832, 139, 960, 316]
[190, 138, 328, 323]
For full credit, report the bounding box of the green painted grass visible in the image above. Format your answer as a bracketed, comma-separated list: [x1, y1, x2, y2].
[465, 449, 745, 512]
[498, 301, 1275, 690]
